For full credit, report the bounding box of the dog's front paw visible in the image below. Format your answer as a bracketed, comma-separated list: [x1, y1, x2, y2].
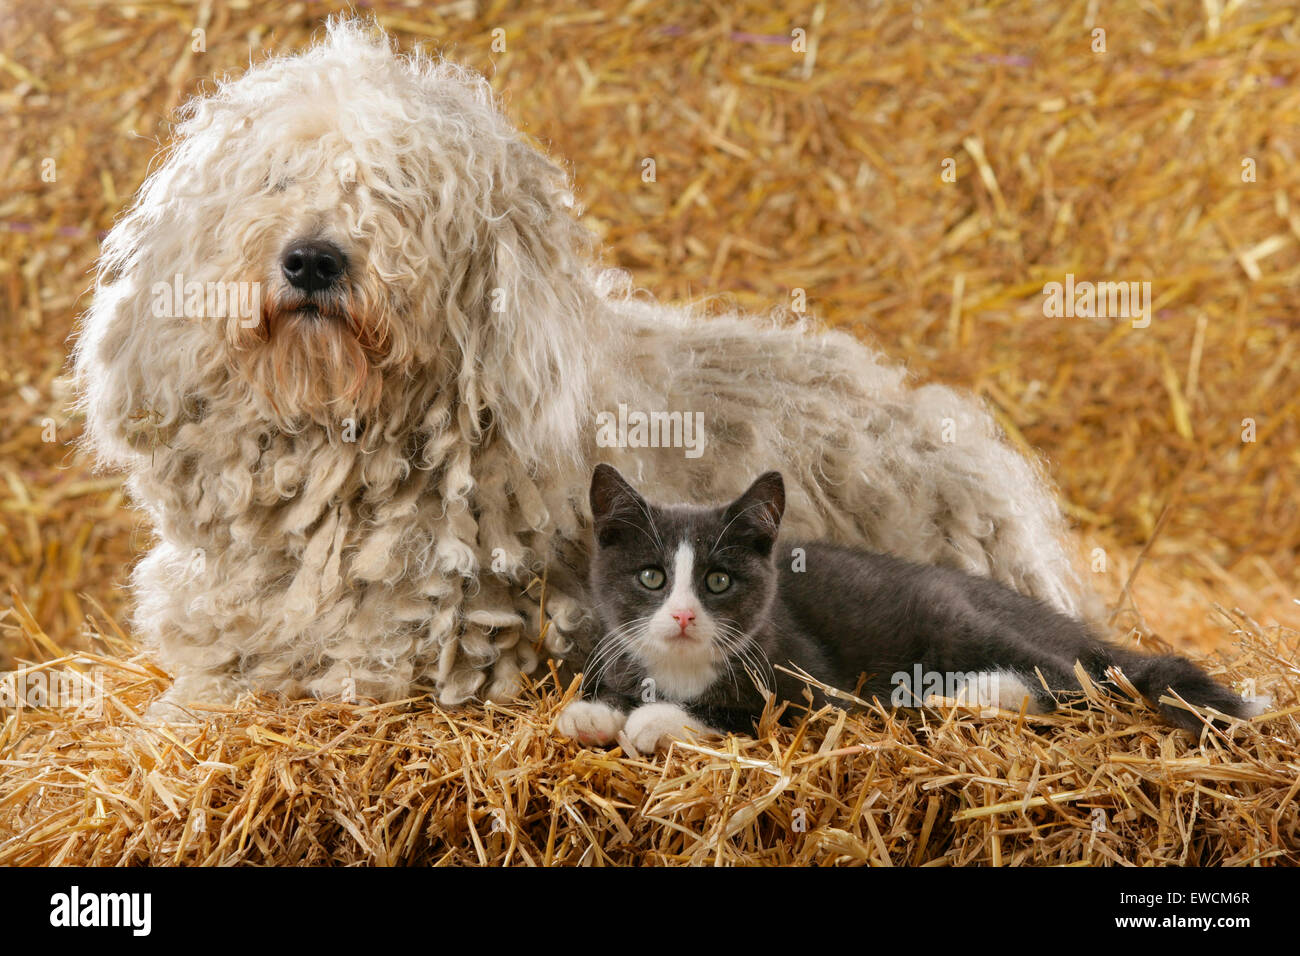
[624, 702, 716, 754]
[143, 674, 243, 725]
[556, 700, 626, 747]
[143, 693, 206, 726]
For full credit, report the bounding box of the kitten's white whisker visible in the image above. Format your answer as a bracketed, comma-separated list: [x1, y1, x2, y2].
[605, 516, 662, 553]
[708, 501, 777, 560]
[581, 616, 653, 696]
[629, 495, 666, 554]
[583, 624, 643, 680]
[586, 639, 637, 697]
[716, 618, 776, 694]
[713, 624, 764, 697]
[711, 630, 743, 694]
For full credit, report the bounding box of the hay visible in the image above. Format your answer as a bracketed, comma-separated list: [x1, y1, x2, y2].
[2, 1, 1298, 864]
[1, 606, 1295, 866]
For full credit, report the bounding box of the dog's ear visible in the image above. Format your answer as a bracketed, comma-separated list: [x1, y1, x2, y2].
[721, 471, 786, 557]
[74, 219, 221, 468]
[589, 464, 649, 547]
[447, 135, 598, 468]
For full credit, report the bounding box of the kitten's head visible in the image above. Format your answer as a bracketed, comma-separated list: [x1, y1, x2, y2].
[587, 464, 785, 695]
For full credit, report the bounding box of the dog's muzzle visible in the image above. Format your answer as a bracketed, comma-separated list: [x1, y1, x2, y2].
[281, 239, 346, 294]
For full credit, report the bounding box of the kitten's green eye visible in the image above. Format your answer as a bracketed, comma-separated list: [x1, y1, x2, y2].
[638, 567, 666, 589]
[705, 571, 731, 593]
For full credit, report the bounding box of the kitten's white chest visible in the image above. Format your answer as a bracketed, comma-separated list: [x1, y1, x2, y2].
[645, 653, 718, 701]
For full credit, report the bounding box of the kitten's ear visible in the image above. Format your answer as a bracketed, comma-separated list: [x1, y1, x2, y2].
[723, 471, 786, 556]
[589, 464, 648, 546]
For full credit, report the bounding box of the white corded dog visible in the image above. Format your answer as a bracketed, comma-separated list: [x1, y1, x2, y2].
[73, 20, 1089, 720]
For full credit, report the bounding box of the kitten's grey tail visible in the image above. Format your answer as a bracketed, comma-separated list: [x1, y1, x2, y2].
[1106, 649, 1264, 731]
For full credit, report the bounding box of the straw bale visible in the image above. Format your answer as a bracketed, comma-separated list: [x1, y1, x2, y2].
[2, 1, 1297, 865]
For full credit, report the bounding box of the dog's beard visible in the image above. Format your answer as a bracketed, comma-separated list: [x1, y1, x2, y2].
[228, 291, 389, 423]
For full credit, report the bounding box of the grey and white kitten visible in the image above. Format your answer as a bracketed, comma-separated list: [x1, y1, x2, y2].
[557, 465, 1261, 753]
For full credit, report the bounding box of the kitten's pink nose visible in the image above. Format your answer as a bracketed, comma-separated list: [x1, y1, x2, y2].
[671, 609, 696, 631]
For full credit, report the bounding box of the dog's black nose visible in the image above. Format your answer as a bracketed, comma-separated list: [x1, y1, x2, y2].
[281, 239, 346, 293]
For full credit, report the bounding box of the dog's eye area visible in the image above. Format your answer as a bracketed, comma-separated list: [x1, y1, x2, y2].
[638, 567, 665, 590]
[705, 571, 731, 593]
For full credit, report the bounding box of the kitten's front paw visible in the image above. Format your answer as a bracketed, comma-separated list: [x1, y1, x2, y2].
[624, 702, 717, 754]
[556, 700, 627, 747]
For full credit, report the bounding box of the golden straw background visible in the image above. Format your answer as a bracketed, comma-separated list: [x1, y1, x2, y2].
[0, 1, 1297, 865]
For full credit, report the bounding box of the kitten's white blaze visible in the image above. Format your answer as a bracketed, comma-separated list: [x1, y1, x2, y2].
[665, 542, 696, 622]
[636, 540, 719, 701]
